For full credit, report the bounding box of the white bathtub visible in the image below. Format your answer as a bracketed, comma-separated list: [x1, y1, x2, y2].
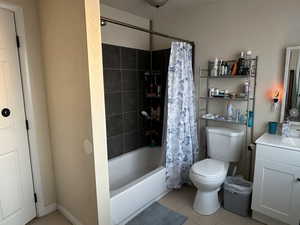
[109, 147, 169, 225]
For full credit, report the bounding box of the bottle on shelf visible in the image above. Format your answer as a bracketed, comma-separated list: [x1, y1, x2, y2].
[157, 85, 161, 97]
[247, 111, 254, 127]
[244, 50, 252, 75]
[237, 52, 245, 75]
[231, 62, 238, 76]
[218, 59, 223, 76]
[211, 58, 218, 76]
[221, 61, 225, 76]
[246, 50, 255, 76]
[246, 50, 252, 60]
[224, 62, 229, 75]
[244, 81, 250, 96]
[208, 88, 215, 97]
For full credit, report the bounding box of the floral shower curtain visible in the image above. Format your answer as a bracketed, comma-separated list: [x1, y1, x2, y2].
[164, 42, 199, 189]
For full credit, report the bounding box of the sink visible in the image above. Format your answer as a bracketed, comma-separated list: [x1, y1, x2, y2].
[282, 137, 300, 149]
[256, 134, 300, 152]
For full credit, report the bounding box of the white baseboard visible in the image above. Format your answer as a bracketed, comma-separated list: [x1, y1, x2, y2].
[38, 203, 57, 217]
[57, 204, 84, 225]
[252, 211, 288, 225]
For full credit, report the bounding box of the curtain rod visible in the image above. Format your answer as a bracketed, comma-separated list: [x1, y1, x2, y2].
[100, 16, 195, 46]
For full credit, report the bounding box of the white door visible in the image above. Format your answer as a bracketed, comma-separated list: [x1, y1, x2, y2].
[252, 159, 300, 225]
[0, 8, 36, 225]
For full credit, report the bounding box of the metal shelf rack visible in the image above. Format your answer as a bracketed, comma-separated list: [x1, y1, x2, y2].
[199, 75, 255, 79]
[200, 117, 247, 125]
[198, 56, 258, 177]
[199, 96, 254, 102]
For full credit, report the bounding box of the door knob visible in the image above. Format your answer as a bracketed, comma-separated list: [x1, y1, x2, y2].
[296, 178, 300, 182]
[1, 108, 11, 117]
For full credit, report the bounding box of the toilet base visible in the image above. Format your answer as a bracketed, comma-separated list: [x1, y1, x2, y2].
[193, 189, 220, 215]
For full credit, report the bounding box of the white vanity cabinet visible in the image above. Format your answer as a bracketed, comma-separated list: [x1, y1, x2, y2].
[252, 134, 300, 225]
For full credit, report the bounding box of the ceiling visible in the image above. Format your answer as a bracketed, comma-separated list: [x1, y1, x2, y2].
[100, 0, 216, 19]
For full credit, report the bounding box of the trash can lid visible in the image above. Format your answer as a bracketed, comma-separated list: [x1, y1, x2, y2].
[224, 176, 253, 194]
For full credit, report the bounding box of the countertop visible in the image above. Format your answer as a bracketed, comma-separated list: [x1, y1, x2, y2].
[256, 133, 300, 152]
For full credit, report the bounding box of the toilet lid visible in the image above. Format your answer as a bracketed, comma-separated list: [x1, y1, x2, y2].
[191, 159, 227, 178]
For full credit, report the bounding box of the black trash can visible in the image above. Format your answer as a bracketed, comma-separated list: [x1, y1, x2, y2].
[223, 176, 253, 217]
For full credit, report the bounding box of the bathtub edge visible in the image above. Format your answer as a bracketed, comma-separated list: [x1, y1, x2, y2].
[117, 189, 171, 225]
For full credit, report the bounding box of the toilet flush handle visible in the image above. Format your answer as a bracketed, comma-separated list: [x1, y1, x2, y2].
[296, 178, 300, 182]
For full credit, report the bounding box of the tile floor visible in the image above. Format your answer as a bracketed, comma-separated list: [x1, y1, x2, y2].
[27, 211, 71, 225]
[159, 186, 263, 225]
[28, 186, 263, 225]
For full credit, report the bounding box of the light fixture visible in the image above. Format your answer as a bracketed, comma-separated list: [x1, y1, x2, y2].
[267, 84, 283, 112]
[272, 89, 280, 112]
[145, 0, 168, 8]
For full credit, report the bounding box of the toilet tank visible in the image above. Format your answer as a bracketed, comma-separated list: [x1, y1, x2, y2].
[206, 127, 244, 162]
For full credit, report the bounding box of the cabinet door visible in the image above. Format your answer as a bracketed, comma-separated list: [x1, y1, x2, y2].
[252, 159, 300, 225]
[291, 174, 300, 225]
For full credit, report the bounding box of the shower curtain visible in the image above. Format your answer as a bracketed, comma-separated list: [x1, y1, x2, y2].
[164, 42, 199, 189]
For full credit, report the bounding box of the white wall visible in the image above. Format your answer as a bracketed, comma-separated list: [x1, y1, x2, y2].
[38, 0, 99, 224]
[151, 0, 300, 138]
[100, 4, 150, 50]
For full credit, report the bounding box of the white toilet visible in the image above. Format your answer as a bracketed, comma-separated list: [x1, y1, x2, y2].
[190, 126, 244, 215]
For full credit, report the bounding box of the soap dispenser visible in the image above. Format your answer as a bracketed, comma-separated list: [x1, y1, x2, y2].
[226, 102, 234, 120]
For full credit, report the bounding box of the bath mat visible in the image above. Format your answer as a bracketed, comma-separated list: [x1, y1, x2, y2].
[126, 202, 187, 225]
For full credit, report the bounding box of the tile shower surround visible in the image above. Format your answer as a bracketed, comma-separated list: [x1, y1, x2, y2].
[103, 43, 170, 159]
[103, 44, 150, 159]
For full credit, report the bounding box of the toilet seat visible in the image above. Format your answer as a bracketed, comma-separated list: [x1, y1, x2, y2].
[191, 159, 228, 180]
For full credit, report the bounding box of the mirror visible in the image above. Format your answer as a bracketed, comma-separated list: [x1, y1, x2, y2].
[281, 47, 300, 122]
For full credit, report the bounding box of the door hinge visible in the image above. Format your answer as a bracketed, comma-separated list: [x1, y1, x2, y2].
[25, 119, 29, 130]
[34, 193, 37, 203]
[16, 35, 20, 48]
